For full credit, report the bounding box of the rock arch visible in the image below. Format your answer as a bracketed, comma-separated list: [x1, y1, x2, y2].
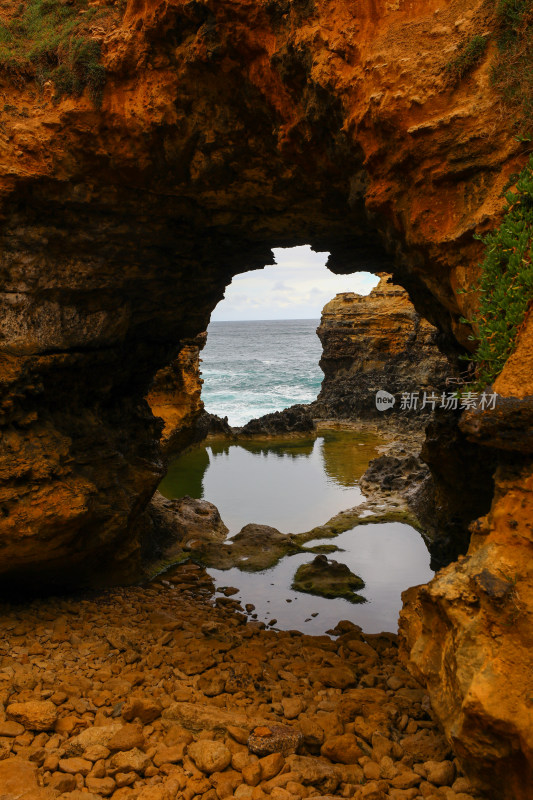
[0, 0, 520, 587]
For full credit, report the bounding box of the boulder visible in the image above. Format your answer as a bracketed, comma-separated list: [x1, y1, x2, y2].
[292, 555, 365, 603]
[6, 701, 58, 731]
[188, 740, 232, 774]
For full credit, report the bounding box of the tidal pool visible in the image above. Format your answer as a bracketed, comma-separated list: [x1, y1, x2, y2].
[159, 429, 381, 534]
[159, 429, 434, 633]
[210, 522, 434, 634]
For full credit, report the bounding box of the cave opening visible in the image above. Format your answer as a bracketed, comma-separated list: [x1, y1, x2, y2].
[202, 244, 379, 426]
[155, 251, 446, 634]
[153, 249, 499, 629]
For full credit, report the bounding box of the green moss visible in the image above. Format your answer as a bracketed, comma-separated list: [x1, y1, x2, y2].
[0, 0, 116, 104]
[306, 544, 341, 554]
[445, 34, 489, 83]
[145, 551, 190, 582]
[294, 505, 424, 546]
[466, 157, 533, 385]
[292, 555, 366, 604]
[491, 0, 533, 133]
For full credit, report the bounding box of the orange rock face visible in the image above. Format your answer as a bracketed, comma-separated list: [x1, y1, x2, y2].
[147, 333, 206, 454]
[401, 318, 533, 800]
[400, 459, 533, 800]
[313, 273, 450, 418]
[493, 314, 533, 400]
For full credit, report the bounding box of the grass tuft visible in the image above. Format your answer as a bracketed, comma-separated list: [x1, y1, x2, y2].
[0, 0, 118, 104]
[445, 34, 489, 83]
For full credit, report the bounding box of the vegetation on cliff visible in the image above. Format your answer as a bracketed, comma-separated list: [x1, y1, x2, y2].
[445, 0, 532, 132]
[0, 0, 118, 103]
[452, 0, 533, 385]
[467, 157, 533, 385]
[445, 34, 489, 84]
[491, 0, 533, 132]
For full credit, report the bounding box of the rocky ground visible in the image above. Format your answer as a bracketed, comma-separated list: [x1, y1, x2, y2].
[0, 563, 486, 800]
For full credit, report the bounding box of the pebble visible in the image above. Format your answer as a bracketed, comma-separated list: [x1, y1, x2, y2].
[0, 563, 486, 800]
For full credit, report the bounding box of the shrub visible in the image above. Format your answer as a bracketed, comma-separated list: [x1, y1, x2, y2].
[0, 0, 117, 105]
[445, 34, 489, 83]
[466, 157, 533, 385]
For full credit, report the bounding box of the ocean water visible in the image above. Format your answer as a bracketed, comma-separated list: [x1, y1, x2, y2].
[159, 317, 434, 634]
[201, 319, 323, 426]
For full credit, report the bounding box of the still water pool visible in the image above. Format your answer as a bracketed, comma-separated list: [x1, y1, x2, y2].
[209, 523, 433, 634]
[159, 429, 381, 534]
[159, 430, 434, 633]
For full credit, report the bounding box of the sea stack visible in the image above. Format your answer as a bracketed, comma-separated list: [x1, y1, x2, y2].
[313, 274, 451, 420]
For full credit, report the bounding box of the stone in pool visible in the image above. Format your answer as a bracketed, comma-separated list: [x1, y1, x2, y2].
[292, 554, 366, 603]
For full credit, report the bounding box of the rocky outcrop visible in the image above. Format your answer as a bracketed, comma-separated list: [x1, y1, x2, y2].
[400, 318, 533, 800]
[459, 316, 533, 453]
[147, 333, 206, 454]
[400, 458, 533, 800]
[238, 404, 315, 437]
[416, 411, 499, 566]
[313, 274, 451, 420]
[292, 554, 366, 603]
[310, 275, 503, 569]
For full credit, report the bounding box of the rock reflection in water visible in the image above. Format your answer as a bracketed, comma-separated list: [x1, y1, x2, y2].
[158, 429, 381, 535]
[209, 437, 316, 459]
[320, 432, 381, 487]
[159, 445, 210, 499]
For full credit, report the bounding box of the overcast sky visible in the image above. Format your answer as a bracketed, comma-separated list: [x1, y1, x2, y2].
[211, 245, 380, 321]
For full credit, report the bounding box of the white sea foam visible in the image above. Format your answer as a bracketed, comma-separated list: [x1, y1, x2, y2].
[202, 319, 322, 426]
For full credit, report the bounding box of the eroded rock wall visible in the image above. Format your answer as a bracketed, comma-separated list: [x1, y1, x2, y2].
[313, 274, 450, 419]
[147, 333, 207, 455]
[400, 456, 533, 800]
[400, 318, 533, 800]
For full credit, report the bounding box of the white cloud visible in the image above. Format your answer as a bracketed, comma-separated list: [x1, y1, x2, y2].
[210, 245, 380, 321]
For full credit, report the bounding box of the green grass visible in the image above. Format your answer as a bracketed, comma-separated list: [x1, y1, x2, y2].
[443, 1, 532, 133]
[450, 4, 533, 385]
[445, 34, 490, 83]
[465, 157, 533, 385]
[0, 0, 116, 104]
[491, 0, 533, 133]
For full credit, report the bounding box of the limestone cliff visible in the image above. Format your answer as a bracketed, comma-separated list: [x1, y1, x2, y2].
[0, 0, 531, 794]
[400, 316, 533, 800]
[313, 274, 450, 419]
[147, 333, 206, 455]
